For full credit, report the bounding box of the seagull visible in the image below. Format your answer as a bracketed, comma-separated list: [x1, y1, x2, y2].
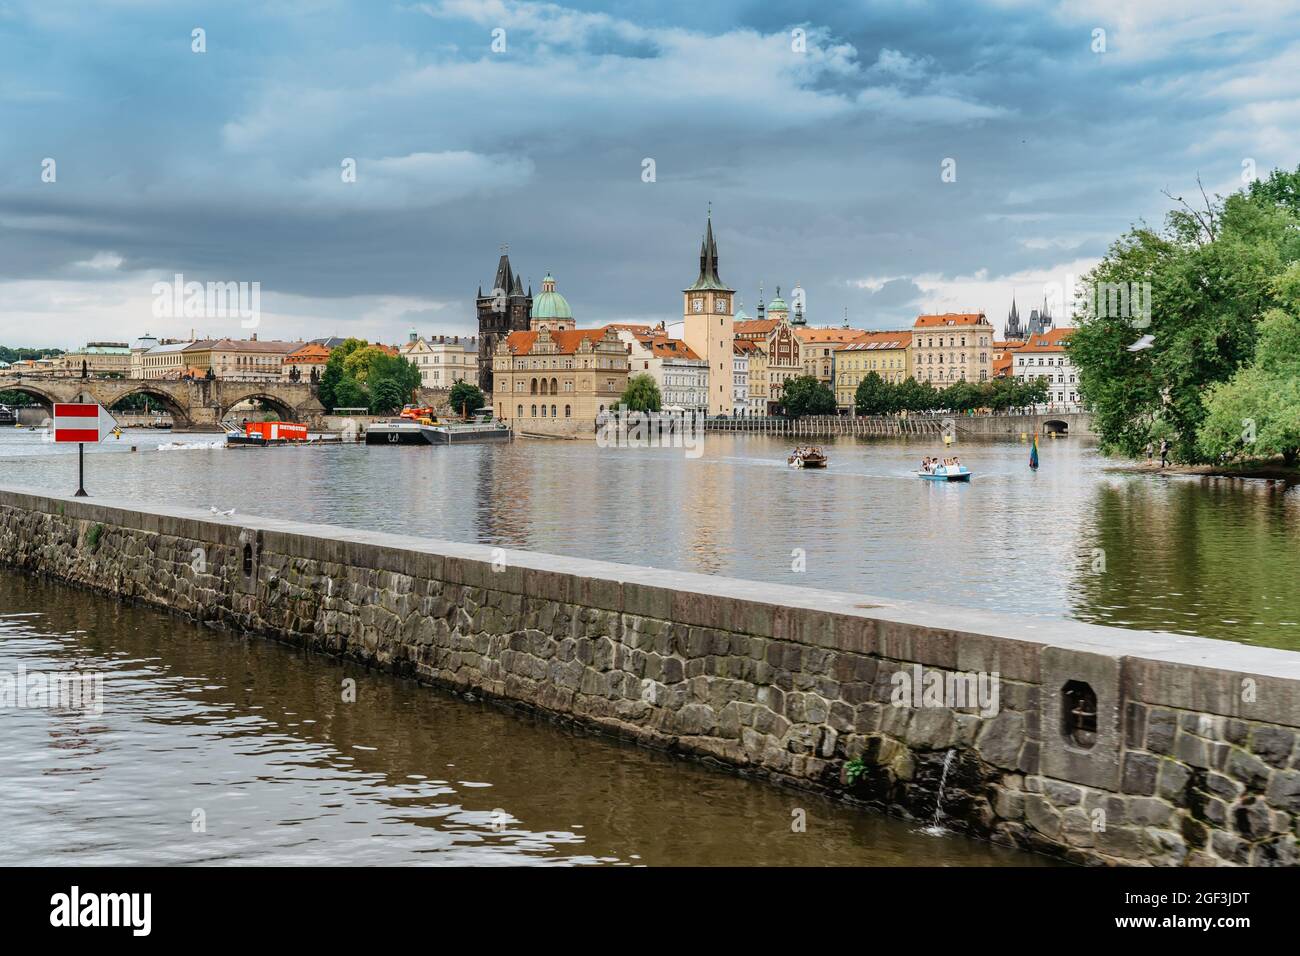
[1127, 334, 1155, 352]
[209, 506, 236, 517]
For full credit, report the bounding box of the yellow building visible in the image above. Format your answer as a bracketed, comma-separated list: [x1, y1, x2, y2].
[681, 213, 734, 416]
[911, 313, 995, 385]
[833, 331, 912, 410]
[795, 327, 867, 386]
[492, 325, 629, 436]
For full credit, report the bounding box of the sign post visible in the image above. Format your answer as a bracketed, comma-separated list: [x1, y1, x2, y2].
[53, 403, 120, 497]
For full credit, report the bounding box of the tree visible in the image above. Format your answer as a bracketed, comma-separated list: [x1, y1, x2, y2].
[854, 372, 893, 415]
[1197, 307, 1300, 466]
[449, 380, 484, 418]
[781, 375, 837, 417]
[896, 378, 937, 413]
[332, 376, 368, 410]
[619, 373, 661, 413]
[1070, 165, 1300, 462]
[369, 378, 408, 415]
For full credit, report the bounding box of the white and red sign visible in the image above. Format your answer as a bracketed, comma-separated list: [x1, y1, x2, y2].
[53, 403, 119, 444]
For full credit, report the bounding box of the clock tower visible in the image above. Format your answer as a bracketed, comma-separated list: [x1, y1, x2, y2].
[681, 211, 734, 416]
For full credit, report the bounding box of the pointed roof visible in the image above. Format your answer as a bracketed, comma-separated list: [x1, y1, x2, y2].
[492, 254, 513, 295]
[685, 211, 731, 292]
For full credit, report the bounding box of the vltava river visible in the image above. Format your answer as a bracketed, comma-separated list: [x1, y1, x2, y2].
[2, 428, 1299, 649]
[0, 569, 1043, 865]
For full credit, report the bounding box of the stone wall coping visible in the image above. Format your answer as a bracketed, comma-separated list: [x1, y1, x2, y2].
[5, 484, 1300, 703]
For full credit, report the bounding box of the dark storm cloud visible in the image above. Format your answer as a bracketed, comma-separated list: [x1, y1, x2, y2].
[0, 0, 1296, 346]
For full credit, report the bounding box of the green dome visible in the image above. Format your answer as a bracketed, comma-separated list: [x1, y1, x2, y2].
[768, 296, 788, 313]
[532, 273, 573, 320]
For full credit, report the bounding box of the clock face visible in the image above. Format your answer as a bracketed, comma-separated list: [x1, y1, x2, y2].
[692, 298, 703, 313]
[716, 297, 728, 313]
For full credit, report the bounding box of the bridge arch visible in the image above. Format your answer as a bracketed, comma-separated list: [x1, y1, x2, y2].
[218, 389, 299, 423]
[103, 384, 193, 427]
[0, 382, 59, 412]
[1044, 418, 1069, 435]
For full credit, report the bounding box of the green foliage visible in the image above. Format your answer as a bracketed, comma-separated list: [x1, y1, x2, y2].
[1070, 165, 1300, 462]
[854, 372, 894, 415]
[369, 378, 408, 415]
[851, 375, 1046, 416]
[1197, 309, 1300, 465]
[316, 339, 418, 414]
[781, 375, 837, 417]
[619, 373, 662, 413]
[844, 756, 867, 787]
[85, 523, 104, 552]
[0, 346, 64, 364]
[332, 375, 368, 410]
[449, 380, 485, 417]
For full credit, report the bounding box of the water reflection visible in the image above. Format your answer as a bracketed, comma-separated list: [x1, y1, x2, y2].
[1, 430, 1298, 648]
[0, 570, 1041, 866]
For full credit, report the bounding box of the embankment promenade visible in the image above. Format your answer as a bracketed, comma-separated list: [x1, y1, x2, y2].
[2, 485, 1298, 866]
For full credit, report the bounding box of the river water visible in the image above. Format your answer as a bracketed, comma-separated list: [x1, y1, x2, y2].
[0, 569, 1042, 865]
[2, 427, 1298, 649]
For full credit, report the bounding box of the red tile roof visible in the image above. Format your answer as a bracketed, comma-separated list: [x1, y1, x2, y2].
[913, 312, 989, 328]
[503, 327, 617, 356]
[734, 318, 778, 336]
[1017, 328, 1075, 353]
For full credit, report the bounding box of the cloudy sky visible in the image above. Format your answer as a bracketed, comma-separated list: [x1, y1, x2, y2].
[2, 0, 1298, 348]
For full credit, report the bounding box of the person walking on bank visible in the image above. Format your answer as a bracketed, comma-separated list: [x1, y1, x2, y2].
[1145, 441, 1154, 462]
[1159, 438, 1170, 468]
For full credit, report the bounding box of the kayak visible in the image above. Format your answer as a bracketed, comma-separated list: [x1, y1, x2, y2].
[917, 467, 971, 482]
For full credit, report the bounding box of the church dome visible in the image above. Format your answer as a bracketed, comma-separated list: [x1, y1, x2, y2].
[768, 290, 789, 313]
[532, 273, 573, 320]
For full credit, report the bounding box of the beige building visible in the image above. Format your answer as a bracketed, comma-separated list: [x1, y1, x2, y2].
[139, 341, 203, 379]
[833, 331, 912, 410]
[911, 313, 994, 385]
[795, 327, 867, 386]
[492, 325, 629, 435]
[282, 343, 331, 381]
[681, 214, 734, 416]
[185, 337, 302, 381]
[401, 334, 478, 388]
[58, 342, 131, 376]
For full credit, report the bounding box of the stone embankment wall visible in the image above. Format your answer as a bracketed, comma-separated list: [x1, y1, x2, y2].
[2, 486, 1298, 866]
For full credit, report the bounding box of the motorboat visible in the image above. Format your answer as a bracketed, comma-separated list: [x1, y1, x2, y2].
[788, 449, 828, 469]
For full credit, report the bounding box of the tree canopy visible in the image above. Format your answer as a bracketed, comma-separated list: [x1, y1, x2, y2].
[781, 375, 837, 417]
[449, 380, 485, 417]
[619, 373, 661, 413]
[1069, 165, 1300, 463]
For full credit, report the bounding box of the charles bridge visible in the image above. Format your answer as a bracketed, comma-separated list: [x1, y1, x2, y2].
[0, 374, 449, 431]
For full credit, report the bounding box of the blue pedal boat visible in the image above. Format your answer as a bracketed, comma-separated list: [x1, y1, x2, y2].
[917, 466, 971, 482]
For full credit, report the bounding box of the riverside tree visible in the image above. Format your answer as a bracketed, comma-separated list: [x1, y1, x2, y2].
[619, 373, 661, 413]
[1197, 292, 1300, 466]
[781, 375, 837, 417]
[449, 380, 484, 418]
[1070, 165, 1300, 462]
